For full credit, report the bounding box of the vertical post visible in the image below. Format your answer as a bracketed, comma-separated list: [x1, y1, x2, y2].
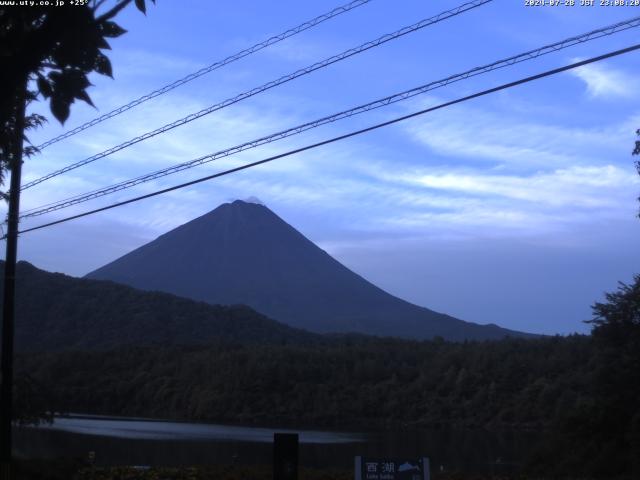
[354, 456, 362, 480]
[0, 83, 26, 480]
[422, 457, 430, 480]
[273, 433, 298, 480]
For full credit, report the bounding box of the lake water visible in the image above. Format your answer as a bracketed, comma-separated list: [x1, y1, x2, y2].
[15, 415, 539, 473]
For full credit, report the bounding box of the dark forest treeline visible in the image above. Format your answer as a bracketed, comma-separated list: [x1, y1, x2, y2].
[17, 316, 640, 478]
[8, 267, 640, 477]
[18, 335, 592, 430]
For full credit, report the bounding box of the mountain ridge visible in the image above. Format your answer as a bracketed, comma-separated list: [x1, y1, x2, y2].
[87, 200, 531, 340]
[1, 260, 320, 352]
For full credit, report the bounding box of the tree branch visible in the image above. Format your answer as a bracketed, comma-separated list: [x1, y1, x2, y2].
[96, 0, 133, 22]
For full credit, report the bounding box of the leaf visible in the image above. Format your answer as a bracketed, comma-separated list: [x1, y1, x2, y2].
[75, 90, 95, 108]
[101, 20, 127, 38]
[36, 75, 52, 98]
[23, 146, 40, 159]
[51, 69, 90, 98]
[135, 0, 146, 14]
[47, 71, 62, 81]
[94, 52, 113, 78]
[96, 36, 111, 50]
[50, 96, 70, 124]
[25, 114, 47, 131]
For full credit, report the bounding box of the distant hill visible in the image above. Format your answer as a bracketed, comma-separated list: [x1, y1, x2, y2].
[1, 260, 320, 352]
[87, 200, 531, 341]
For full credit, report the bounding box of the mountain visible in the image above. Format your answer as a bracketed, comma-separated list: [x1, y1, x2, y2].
[87, 200, 531, 340]
[1, 260, 320, 352]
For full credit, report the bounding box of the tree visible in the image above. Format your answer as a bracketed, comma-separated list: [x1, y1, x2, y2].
[0, 1, 154, 476]
[567, 135, 640, 476]
[588, 276, 640, 477]
[634, 129, 640, 217]
[590, 275, 640, 333]
[1, 0, 155, 169]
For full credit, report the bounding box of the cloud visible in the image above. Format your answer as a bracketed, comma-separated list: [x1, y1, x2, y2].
[14, 54, 640, 265]
[569, 61, 637, 99]
[19, 94, 639, 246]
[391, 165, 638, 208]
[401, 96, 636, 169]
[351, 158, 639, 239]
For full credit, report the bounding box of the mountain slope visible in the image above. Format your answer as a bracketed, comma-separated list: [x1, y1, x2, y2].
[87, 200, 530, 340]
[1, 260, 320, 352]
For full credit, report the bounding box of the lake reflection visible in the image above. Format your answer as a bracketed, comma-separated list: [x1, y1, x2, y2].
[30, 415, 363, 443]
[15, 415, 539, 473]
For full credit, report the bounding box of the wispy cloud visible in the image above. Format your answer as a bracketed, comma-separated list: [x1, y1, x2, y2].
[401, 96, 638, 169]
[569, 61, 637, 99]
[15, 51, 640, 259]
[389, 165, 637, 207]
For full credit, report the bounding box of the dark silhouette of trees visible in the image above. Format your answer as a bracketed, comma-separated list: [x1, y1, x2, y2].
[0, 0, 155, 443]
[528, 277, 640, 478]
[588, 276, 640, 477]
[1, 0, 153, 177]
[19, 336, 594, 430]
[531, 124, 640, 478]
[1, 0, 155, 126]
[1, 0, 156, 186]
[634, 129, 640, 217]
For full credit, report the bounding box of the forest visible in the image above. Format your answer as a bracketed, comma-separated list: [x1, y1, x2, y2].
[1, 261, 320, 352]
[17, 336, 590, 430]
[17, 292, 640, 478]
[6, 269, 640, 478]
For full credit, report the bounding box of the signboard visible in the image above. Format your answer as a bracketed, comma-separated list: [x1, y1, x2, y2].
[354, 457, 430, 480]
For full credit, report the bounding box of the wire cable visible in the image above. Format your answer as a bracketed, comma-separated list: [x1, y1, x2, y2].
[35, 0, 374, 151]
[20, 14, 640, 219]
[13, 43, 640, 238]
[22, 0, 493, 191]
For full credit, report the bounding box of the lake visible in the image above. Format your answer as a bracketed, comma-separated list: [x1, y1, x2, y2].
[15, 414, 539, 473]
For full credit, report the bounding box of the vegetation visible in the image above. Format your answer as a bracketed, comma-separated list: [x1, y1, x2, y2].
[13, 461, 540, 480]
[529, 276, 640, 478]
[70, 465, 545, 480]
[1, 0, 155, 434]
[2, 261, 319, 352]
[13, 274, 640, 478]
[633, 129, 640, 217]
[1, 0, 154, 186]
[18, 335, 592, 430]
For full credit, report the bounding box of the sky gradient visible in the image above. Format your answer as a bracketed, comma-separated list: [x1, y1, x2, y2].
[7, 0, 640, 335]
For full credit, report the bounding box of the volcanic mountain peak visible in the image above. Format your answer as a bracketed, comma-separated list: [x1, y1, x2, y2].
[87, 200, 532, 341]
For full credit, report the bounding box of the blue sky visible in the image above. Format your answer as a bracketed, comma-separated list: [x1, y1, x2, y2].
[8, 0, 640, 335]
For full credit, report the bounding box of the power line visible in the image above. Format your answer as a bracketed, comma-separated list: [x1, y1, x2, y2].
[22, 0, 493, 191]
[35, 0, 374, 151]
[20, 15, 640, 219]
[14, 43, 640, 238]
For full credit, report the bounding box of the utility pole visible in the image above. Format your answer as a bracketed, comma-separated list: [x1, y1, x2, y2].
[0, 83, 27, 480]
